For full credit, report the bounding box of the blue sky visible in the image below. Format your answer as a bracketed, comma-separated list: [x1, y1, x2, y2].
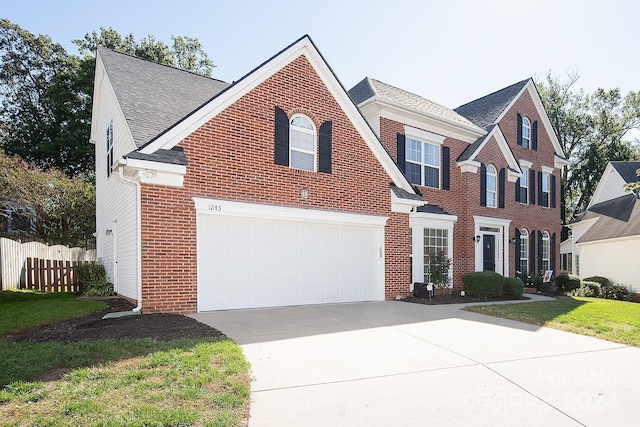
[3, 0, 638, 109]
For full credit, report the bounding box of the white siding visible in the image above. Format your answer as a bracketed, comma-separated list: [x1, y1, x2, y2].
[92, 58, 139, 300]
[579, 237, 640, 292]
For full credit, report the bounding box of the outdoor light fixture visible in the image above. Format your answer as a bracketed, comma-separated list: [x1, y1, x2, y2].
[105, 229, 113, 236]
[510, 237, 517, 244]
[473, 235, 481, 243]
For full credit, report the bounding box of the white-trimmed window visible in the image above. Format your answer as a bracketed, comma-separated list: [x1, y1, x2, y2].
[106, 120, 114, 177]
[486, 164, 497, 208]
[522, 117, 531, 149]
[423, 228, 449, 283]
[542, 231, 550, 271]
[519, 229, 529, 275]
[290, 115, 316, 172]
[541, 172, 550, 207]
[519, 168, 528, 203]
[406, 137, 440, 188]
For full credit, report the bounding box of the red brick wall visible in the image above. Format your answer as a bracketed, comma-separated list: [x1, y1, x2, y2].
[139, 55, 410, 313]
[379, 89, 561, 289]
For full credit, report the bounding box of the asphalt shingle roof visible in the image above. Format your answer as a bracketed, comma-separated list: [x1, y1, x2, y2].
[348, 78, 483, 132]
[97, 47, 230, 149]
[575, 194, 640, 243]
[454, 79, 530, 130]
[391, 184, 423, 201]
[611, 161, 640, 184]
[125, 146, 188, 166]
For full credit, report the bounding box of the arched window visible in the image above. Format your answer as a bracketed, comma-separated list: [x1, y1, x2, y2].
[519, 229, 529, 275]
[290, 115, 316, 171]
[522, 117, 531, 149]
[486, 165, 497, 207]
[542, 231, 551, 271]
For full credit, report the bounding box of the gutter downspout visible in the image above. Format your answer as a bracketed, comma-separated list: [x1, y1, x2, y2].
[118, 166, 143, 312]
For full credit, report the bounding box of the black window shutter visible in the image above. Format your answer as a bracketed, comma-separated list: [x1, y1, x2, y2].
[498, 168, 505, 208]
[514, 229, 521, 275]
[538, 171, 544, 206]
[551, 174, 557, 208]
[529, 230, 535, 274]
[515, 178, 521, 203]
[538, 231, 543, 273]
[441, 146, 450, 190]
[480, 163, 487, 206]
[274, 107, 289, 166]
[318, 121, 332, 173]
[529, 169, 536, 205]
[517, 113, 523, 146]
[551, 232, 557, 271]
[532, 121, 538, 151]
[396, 133, 406, 173]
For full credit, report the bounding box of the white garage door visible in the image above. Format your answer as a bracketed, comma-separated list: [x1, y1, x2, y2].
[195, 199, 386, 311]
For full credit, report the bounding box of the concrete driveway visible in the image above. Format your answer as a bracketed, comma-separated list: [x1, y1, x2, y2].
[190, 298, 639, 426]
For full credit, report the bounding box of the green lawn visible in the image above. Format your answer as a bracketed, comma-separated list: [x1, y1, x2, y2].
[465, 296, 640, 346]
[0, 291, 251, 426]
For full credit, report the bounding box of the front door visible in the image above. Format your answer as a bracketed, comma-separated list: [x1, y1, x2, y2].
[482, 234, 496, 272]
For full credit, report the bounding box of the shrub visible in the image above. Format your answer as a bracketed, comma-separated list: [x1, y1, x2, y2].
[571, 281, 601, 297]
[503, 277, 524, 298]
[555, 273, 581, 295]
[583, 276, 611, 287]
[76, 263, 114, 297]
[463, 272, 503, 298]
[601, 284, 629, 301]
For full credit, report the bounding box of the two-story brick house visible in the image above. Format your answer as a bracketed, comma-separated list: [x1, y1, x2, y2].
[91, 35, 566, 313]
[349, 77, 568, 289]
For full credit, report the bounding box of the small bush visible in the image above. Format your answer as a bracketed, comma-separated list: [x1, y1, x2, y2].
[571, 281, 601, 297]
[601, 284, 629, 301]
[583, 276, 611, 287]
[76, 263, 114, 297]
[555, 273, 581, 295]
[503, 277, 524, 298]
[463, 271, 503, 298]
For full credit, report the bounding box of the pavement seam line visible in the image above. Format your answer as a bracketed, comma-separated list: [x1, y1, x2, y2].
[395, 326, 588, 427]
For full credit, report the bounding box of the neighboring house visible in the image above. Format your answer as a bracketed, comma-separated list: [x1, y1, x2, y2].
[565, 161, 640, 291]
[91, 35, 566, 313]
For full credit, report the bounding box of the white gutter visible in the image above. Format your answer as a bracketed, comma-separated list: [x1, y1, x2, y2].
[118, 166, 143, 312]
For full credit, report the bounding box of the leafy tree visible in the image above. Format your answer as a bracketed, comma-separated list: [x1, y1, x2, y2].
[537, 72, 640, 219]
[0, 19, 92, 177]
[624, 168, 640, 195]
[0, 149, 95, 246]
[74, 27, 215, 77]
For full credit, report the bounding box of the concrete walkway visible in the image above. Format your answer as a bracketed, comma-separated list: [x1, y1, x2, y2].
[191, 296, 639, 427]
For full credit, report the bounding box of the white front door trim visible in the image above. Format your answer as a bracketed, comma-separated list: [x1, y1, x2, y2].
[473, 215, 512, 276]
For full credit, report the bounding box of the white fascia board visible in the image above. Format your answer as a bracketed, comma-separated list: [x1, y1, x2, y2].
[193, 197, 388, 227]
[507, 169, 520, 183]
[404, 125, 446, 144]
[576, 234, 640, 246]
[458, 159, 481, 173]
[117, 158, 186, 188]
[124, 158, 187, 175]
[410, 211, 458, 227]
[494, 80, 567, 161]
[554, 154, 570, 169]
[375, 99, 486, 144]
[89, 53, 106, 144]
[141, 36, 415, 195]
[566, 216, 599, 231]
[391, 189, 425, 213]
[460, 127, 521, 174]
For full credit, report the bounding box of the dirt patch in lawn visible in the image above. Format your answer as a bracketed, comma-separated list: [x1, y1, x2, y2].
[6, 298, 224, 343]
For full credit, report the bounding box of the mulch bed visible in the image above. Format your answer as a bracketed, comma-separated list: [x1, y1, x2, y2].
[6, 298, 225, 344]
[402, 291, 530, 305]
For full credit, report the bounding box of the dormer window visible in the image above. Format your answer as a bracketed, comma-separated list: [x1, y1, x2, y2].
[290, 115, 316, 172]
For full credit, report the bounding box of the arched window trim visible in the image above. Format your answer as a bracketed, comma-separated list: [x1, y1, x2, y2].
[542, 230, 551, 271]
[486, 164, 497, 208]
[289, 114, 317, 172]
[522, 117, 531, 149]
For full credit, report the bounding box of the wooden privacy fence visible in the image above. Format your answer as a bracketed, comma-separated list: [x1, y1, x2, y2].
[25, 258, 90, 293]
[0, 237, 96, 290]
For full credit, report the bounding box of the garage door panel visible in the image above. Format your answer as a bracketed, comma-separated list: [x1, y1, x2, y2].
[197, 212, 384, 311]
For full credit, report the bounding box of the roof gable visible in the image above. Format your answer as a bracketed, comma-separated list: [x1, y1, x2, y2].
[575, 194, 640, 243]
[454, 79, 529, 130]
[456, 124, 521, 180]
[96, 47, 230, 148]
[611, 161, 640, 183]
